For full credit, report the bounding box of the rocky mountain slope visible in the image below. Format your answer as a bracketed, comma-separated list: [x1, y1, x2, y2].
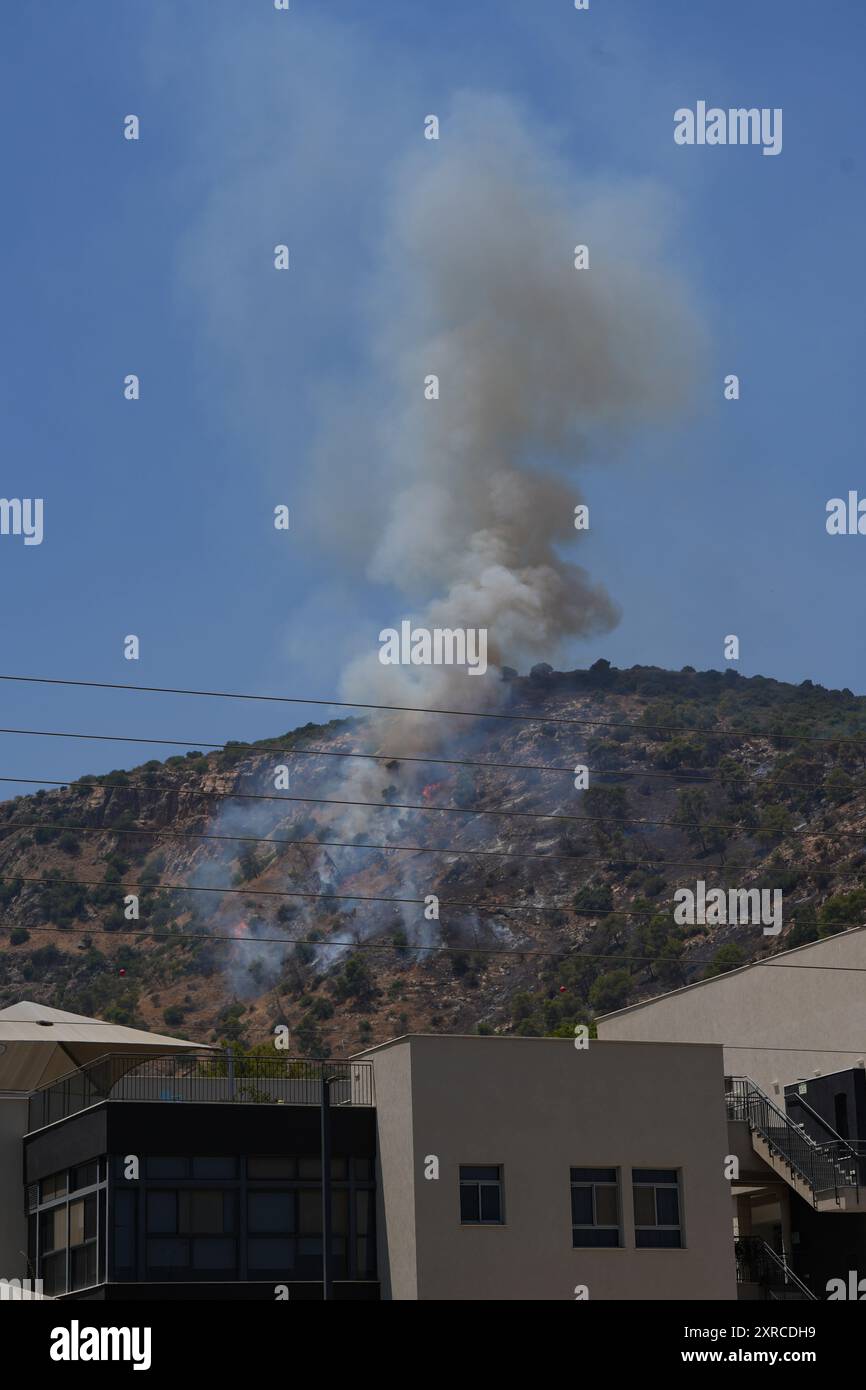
[2, 662, 866, 1055]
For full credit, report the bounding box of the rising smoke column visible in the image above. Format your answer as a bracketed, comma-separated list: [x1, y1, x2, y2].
[210, 94, 707, 982]
[289, 94, 707, 957]
[312, 92, 703, 747]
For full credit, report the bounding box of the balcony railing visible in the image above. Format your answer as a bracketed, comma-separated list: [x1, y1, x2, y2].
[727, 1076, 859, 1206]
[27, 1052, 374, 1132]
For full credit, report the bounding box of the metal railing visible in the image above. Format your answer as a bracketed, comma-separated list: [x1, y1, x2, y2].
[727, 1077, 860, 1206]
[734, 1237, 816, 1301]
[28, 1052, 374, 1131]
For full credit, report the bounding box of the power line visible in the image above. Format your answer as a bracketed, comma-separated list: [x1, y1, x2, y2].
[0, 771, 834, 837]
[2, 671, 865, 743]
[0, 722, 852, 795]
[0, 815, 857, 877]
[0, 811, 756, 867]
[4, 918, 866, 979]
[0, 870, 859, 925]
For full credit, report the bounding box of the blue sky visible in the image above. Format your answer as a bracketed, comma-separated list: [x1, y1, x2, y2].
[1, 0, 865, 788]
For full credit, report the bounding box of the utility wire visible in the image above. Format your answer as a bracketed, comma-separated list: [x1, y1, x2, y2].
[4, 918, 866, 978]
[0, 816, 857, 877]
[0, 772, 836, 836]
[0, 870, 857, 923]
[2, 671, 865, 743]
[0, 722, 853, 795]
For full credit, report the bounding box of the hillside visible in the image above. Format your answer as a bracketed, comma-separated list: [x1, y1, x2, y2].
[2, 661, 866, 1055]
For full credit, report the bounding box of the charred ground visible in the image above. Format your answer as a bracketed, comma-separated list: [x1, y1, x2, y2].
[2, 661, 866, 1054]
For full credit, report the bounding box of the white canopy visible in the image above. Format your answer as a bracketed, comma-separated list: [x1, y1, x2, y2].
[0, 1001, 212, 1093]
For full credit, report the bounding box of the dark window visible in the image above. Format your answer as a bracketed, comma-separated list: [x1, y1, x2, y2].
[41, 1172, 67, 1203]
[248, 1236, 295, 1270]
[114, 1190, 136, 1274]
[570, 1167, 621, 1248]
[248, 1156, 296, 1180]
[459, 1165, 503, 1224]
[192, 1157, 236, 1180]
[146, 1157, 189, 1180]
[70, 1162, 99, 1192]
[632, 1169, 682, 1248]
[248, 1191, 295, 1233]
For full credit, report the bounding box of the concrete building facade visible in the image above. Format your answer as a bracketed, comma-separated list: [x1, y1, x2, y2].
[369, 1034, 736, 1300]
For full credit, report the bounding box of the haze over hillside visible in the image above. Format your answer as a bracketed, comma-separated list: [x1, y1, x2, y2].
[2, 661, 865, 1055]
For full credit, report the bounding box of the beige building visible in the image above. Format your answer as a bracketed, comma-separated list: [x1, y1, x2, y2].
[598, 927, 866, 1299]
[596, 925, 866, 1098]
[364, 1034, 736, 1300]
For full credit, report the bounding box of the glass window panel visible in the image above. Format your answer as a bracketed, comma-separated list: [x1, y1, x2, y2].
[353, 1158, 373, 1181]
[331, 1157, 348, 1180]
[570, 1168, 617, 1184]
[633, 1169, 677, 1185]
[147, 1157, 189, 1180]
[573, 1227, 620, 1248]
[298, 1190, 321, 1236]
[42, 1250, 66, 1297]
[248, 1237, 295, 1269]
[656, 1188, 680, 1226]
[84, 1194, 97, 1241]
[480, 1185, 502, 1223]
[147, 1191, 177, 1234]
[192, 1157, 236, 1180]
[570, 1187, 593, 1225]
[71, 1244, 97, 1290]
[355, 1190, 374, 1236]
[69, 1200, 85, 1247]
[192, 1238, 235, 1271]
[248, 1156, 296, 1180]
[332, 1191, 349, 1236]
[70, 1162, 98, 1192]
[147, 1238, 189, 1268]
[248, 1192, 294, 1234]
[595, 1186, 619, 1227]
[115, 1190, 135, 1227]
[633, 1187, 656, 1227]
[459, 1186, 479, 1223]
[356, 1237, 375, 1278]
[459, 1166, 499, 1182]
[52, 1207, 68, 1251]
[41, 1207, 67, 1253]
[636, 1229, 682, 1249]
[41, 1173, 68, 1202]
[181, 1191, 225, 1235]
[298, 1157, 321, 1180]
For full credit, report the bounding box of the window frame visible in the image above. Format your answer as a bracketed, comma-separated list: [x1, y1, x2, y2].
[458, 1164, 505, 1226]
[631, 1168, 684, 1249]
[569, 1167, 622, 1248]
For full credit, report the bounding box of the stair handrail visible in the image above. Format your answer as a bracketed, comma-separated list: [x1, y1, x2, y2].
[754, 1240, 817, 1301]
[727, 1076, 855, 1205]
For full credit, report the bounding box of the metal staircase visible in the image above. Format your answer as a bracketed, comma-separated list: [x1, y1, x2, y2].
[734, 1237, 816, 1301]
[727, 1076, 862, 1211]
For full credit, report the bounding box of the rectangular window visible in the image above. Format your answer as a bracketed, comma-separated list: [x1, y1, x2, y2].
[570, 1167, 621, 1248]
[459, 1165, 503, 1224]
[248, 1191, 295, 1234]
[632, 1169, 682, 1248]
[146, 1157, 189, 1180]
[41, 1172, 68, 1203]
[248, 1156, 296, 1180]
[191, 1157, 237, 1180]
